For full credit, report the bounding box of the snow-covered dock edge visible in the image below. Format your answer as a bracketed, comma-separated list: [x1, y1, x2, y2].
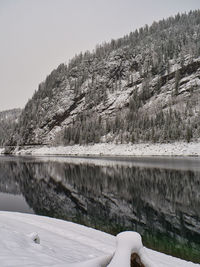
[0, 211, 199, 267]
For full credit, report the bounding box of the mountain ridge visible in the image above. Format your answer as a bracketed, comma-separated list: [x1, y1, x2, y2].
[5, 10, 200, 149]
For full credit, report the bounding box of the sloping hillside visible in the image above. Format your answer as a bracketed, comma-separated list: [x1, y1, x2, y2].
[7, 10, 200, 147]
[0, 109, 21, 146]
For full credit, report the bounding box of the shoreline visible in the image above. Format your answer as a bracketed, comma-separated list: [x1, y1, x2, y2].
[2, 141, 200, 157]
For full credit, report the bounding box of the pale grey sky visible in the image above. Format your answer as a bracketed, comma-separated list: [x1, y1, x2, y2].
[0, 0, 200, 111]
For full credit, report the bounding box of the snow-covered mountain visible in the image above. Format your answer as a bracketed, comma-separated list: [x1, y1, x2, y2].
[0, 109, 21, 146]
[6, 10, 200, 148]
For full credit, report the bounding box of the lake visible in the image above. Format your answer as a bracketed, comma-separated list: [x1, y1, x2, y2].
[0, 155, 199, 263]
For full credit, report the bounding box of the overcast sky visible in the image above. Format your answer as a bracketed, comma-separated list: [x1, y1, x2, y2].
[0, 0, 200, 111]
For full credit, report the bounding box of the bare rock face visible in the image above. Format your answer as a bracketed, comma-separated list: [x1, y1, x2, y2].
[6, 10, 200, 147]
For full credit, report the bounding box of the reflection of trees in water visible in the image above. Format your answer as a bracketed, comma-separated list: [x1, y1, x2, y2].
[1, 159, 200, 241]
[8, 160, 199, 244]
[0, 161, 21, 194]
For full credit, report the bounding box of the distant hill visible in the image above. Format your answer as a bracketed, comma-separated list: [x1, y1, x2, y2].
[0, 109, 21, 146]
[6, 10, 200, 148]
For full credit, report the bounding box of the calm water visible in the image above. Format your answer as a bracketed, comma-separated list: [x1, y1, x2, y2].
[0, 155, 200, 262]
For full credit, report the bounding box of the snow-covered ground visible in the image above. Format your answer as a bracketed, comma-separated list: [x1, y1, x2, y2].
[8, 142, 200, 156]
[0, 211, 199, 267]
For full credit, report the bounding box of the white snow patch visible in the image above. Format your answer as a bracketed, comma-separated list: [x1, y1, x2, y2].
[15, 142, 200, 157]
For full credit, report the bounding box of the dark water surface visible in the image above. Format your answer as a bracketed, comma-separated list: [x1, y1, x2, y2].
[0, 155, 200, 262]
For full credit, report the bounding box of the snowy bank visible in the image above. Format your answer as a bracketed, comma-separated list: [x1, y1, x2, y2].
[13, 142, 200, 156]
[0, 211, 199, 267]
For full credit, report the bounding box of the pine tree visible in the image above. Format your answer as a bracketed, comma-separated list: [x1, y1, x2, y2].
[174, 69, 181, 96]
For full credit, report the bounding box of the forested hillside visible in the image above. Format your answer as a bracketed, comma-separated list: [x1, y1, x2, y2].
[7, 10, 200, 147]
[0, 109, 21, 146]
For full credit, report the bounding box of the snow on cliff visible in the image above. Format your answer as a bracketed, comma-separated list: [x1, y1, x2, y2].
[0, 211, 199, 267]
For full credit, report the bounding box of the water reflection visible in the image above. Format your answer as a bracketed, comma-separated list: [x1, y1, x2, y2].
[0, 155, 199, 262]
